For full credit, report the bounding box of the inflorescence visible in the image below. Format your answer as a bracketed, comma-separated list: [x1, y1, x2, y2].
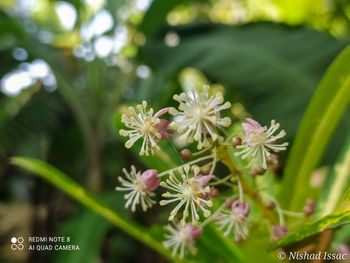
[116, 85, 305, 258]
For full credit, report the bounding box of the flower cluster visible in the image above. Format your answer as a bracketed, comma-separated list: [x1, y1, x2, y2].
[116, 85, 292, 258]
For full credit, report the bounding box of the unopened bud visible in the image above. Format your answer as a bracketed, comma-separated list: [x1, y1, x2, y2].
[252, 166, 266, 176]
[191, 165, 200, 174]
[232, 136, 242, 148]
[185, 223, 202, 242]
[232, 200, 250, 217]
[209, 187, 219, 198]
[180, 149, 192, 161]
[226, 198, 234, 208]
[267, 154, 278, 165]
[303, 199, 316, 217]
[141, 169, 160, 191]
[271, 225, 288, 241]
[200, 165, 211, 175]
[265, 201, 276, 210]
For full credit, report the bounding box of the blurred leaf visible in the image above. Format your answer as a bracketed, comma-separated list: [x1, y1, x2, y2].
[318, 132, 350, 216]
[140, 0, 193, 37]
[271, 207, 350, 249]
[280, 45, 350, 211]
[53, 192, 128, 263]
[0, 88, 64, 156]
[53, 199, 110, 263]
[139, 23, 350, 164]
[11, 157, 173, 261]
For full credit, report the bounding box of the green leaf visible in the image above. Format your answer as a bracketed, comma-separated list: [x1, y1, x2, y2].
[280, 45, 350, 211]
[318, 133, 350, 216]
[53, 198, 110, 263]
[10, 157, 173, 261]
[271, 208, 350, 249]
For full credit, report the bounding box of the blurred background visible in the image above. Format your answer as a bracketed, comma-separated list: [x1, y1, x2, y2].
[1, 0, 350, 262]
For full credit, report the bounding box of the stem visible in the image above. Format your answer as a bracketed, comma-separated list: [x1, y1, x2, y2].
[209, 148, 218, 175]
[282, 210, 304, 218]
[236, 176, 244, 202]
[192, 147, 211, 156]
[209, 174, 233, 186]
[220, 148, 278, 225]
[158, 155, 213, 177]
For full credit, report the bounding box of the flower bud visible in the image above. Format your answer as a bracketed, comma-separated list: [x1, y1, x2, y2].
[141, 169, 160, 191]
[303, 199, 316, 217]
[203, 186, 218, 200]
[271, 225, 288, 241]
[252, 166, 266, 176]
[200, 165, 211, 175]
[156, 119, 171, 139]
[180, 149, 192, 161]
[267, 154, 278, 165]
[231, 136, 242, 147]
[265, 201, 276, 210]
[336, 244, 350, 262]
[209, 187, 219, 198]
[231, 200, 250, 217]
[185, 223, 202, 242]
[225, 198, 234, 208]
[191, 165, 200, 174]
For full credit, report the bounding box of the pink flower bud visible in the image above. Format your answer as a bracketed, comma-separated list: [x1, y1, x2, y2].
[141, 169, 160, 191]
[225, 198, 234, 208]
[203, 186, 219, 200]
[156, 119, 171, 139]
[231, 200, 250, 217]
[197, 175, 214, 187]
[303, 199, 316, 217]
[242, 118, 262, 137]
[271, 225, 288, 241]
[185, 223, 202, 242]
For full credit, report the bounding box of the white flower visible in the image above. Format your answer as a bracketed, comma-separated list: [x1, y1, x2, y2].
[235, 118, 288, 169]
[163, 223, 202, 258]
[119, 101, 161, 156]
[159, 165, 213, 225]
[169, 86, 231, 149]
[116, 166, 159, 212]
[216, 201, 250, 241]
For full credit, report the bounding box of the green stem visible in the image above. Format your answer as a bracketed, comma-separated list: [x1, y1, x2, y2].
[209, 174, 233, 186]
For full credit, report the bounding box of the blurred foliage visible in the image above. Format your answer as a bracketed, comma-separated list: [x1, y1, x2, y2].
[1, 0, 350, 262]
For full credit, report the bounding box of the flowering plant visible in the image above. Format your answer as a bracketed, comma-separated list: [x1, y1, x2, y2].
[116, 85, 296, 258]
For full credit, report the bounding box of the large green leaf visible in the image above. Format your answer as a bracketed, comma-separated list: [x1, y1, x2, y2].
[10, 157, 173, 261]
[53, 193, 114, 263]
[280, 45, 350, 211]
[318, 133, 350, 216]
[271, 208, 350, 249]
[139, 22, 350, 164]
